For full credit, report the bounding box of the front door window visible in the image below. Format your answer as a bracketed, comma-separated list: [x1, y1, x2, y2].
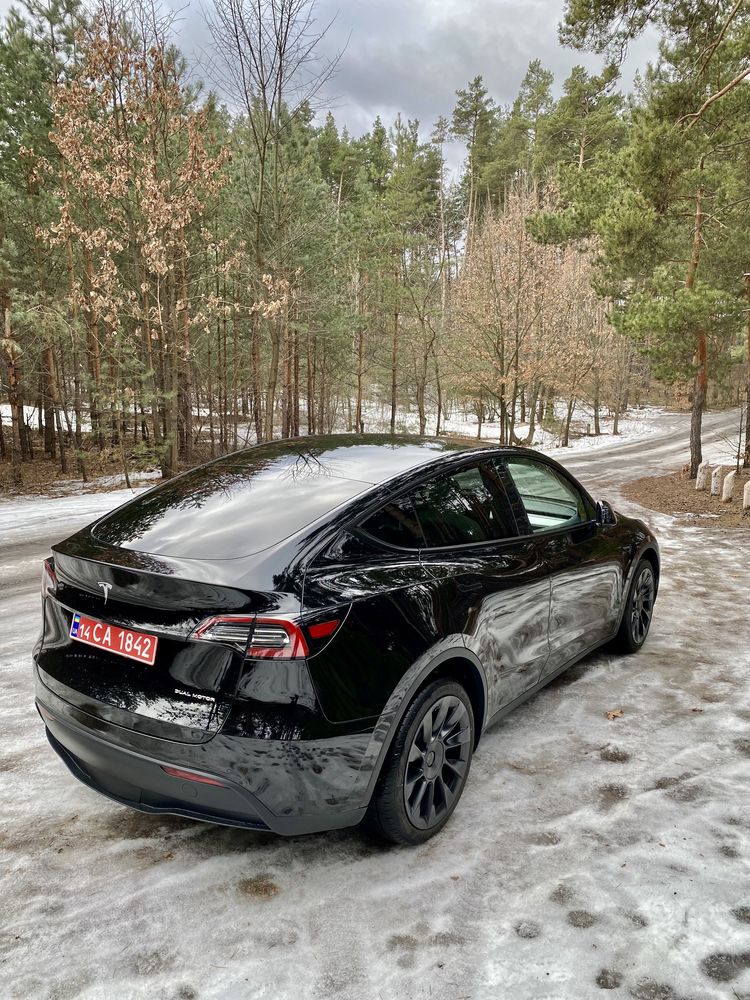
[505, 457, 589, 533]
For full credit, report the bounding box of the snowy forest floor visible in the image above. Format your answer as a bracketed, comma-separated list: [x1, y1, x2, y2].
[1, 408, 749, 1000]
[0, 400, 667, 497]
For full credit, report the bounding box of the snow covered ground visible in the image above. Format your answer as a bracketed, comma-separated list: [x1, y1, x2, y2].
[363, 398, 668, 458]
[1, 408, 749, 1000]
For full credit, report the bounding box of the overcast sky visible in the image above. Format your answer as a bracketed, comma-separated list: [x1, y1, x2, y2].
[1, 0, 660, 147]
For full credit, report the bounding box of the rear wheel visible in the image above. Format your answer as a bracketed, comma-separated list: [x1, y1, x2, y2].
[615, 560, 656, 653]
[365, 679, 474, 845]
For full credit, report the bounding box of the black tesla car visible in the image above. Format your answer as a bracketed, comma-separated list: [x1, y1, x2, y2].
[34, 435, 658, 844]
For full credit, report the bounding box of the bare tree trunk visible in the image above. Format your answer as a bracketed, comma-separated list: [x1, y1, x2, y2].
[82, 244, 104, 450]
[593, 377, 601, 435]
[265, 319, 281, 441]
[562, 397, 575, 447]
[207, 331, 216, 458]
[612, 396, 621, 436]
[518, 380, 540, 446]
[434, 354, 443, 436]
[179, 257, 193, 462]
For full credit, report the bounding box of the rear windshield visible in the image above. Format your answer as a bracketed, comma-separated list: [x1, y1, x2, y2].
[92, 449, 369, 559]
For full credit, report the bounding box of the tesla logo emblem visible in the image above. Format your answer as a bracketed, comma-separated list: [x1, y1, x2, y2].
[98, 581, 112, 604]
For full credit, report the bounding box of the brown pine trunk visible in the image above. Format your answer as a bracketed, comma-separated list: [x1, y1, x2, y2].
[744, 272, 750, 468]
[390, 285, 399, 434]
[42, 349, 56, 458]
[231, 286, 239, 451]
[292, 328, 300, 437]
[251, 312, 263, 444]
[163, 275, 179, 479]
[46, 345, 67, 472]
[686, 172, 705, 478]
[281, 322, 291, 439]
[690, 332, 708, 476]
[306, 333, 316, 435]
[3, 297, 25, 483]
[355, 328, 365, 434]
[317, 338, 326, 434]
[354, 264, 366, 434]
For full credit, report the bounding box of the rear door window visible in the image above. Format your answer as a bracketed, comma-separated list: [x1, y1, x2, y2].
[360, 496, 424, 548]
[411, 463, 518, 548]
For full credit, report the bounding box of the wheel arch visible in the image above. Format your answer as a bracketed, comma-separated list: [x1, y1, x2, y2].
[418, 656, 486, 751]
[639, 545, 660, 594]
[355, 646, 488, 809]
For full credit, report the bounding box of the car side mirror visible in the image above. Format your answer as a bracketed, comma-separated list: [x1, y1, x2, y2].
[596, 500, 617, 526]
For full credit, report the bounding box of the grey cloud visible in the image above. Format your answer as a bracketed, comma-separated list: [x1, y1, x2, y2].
[0, 0, 659, 146]
[309, 0, 659, 135]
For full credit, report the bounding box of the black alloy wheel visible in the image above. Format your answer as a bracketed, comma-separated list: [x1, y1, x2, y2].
[616, 560, 655, 653]
[365, 679, 474, 845]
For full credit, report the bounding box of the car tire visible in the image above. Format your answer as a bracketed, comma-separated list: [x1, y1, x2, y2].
[364, 678, 474, 845]
[614, 559, 656, 654]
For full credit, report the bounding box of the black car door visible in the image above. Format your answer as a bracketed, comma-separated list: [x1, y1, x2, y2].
[413, 460, 551, 719]
[502, 455, 623, 681]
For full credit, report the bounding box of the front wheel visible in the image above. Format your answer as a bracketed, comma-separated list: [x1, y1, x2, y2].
[365, 679, 474, 845]
[614, 560, 656, 653]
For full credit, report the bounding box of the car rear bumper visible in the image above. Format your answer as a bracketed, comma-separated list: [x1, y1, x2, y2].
[35, 676, 371, 837]
[43, 710, 272, 831]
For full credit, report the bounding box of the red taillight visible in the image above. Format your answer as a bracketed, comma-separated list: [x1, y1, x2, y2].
[192, 615, 255, 647]
[160, 765, 225, 787]
[191, 615, 309, 658]
[41, 557, 57, 597]
[308, 619, 340, 639]
[192, 614, 343, 659]
[248, 618, 309, 659]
